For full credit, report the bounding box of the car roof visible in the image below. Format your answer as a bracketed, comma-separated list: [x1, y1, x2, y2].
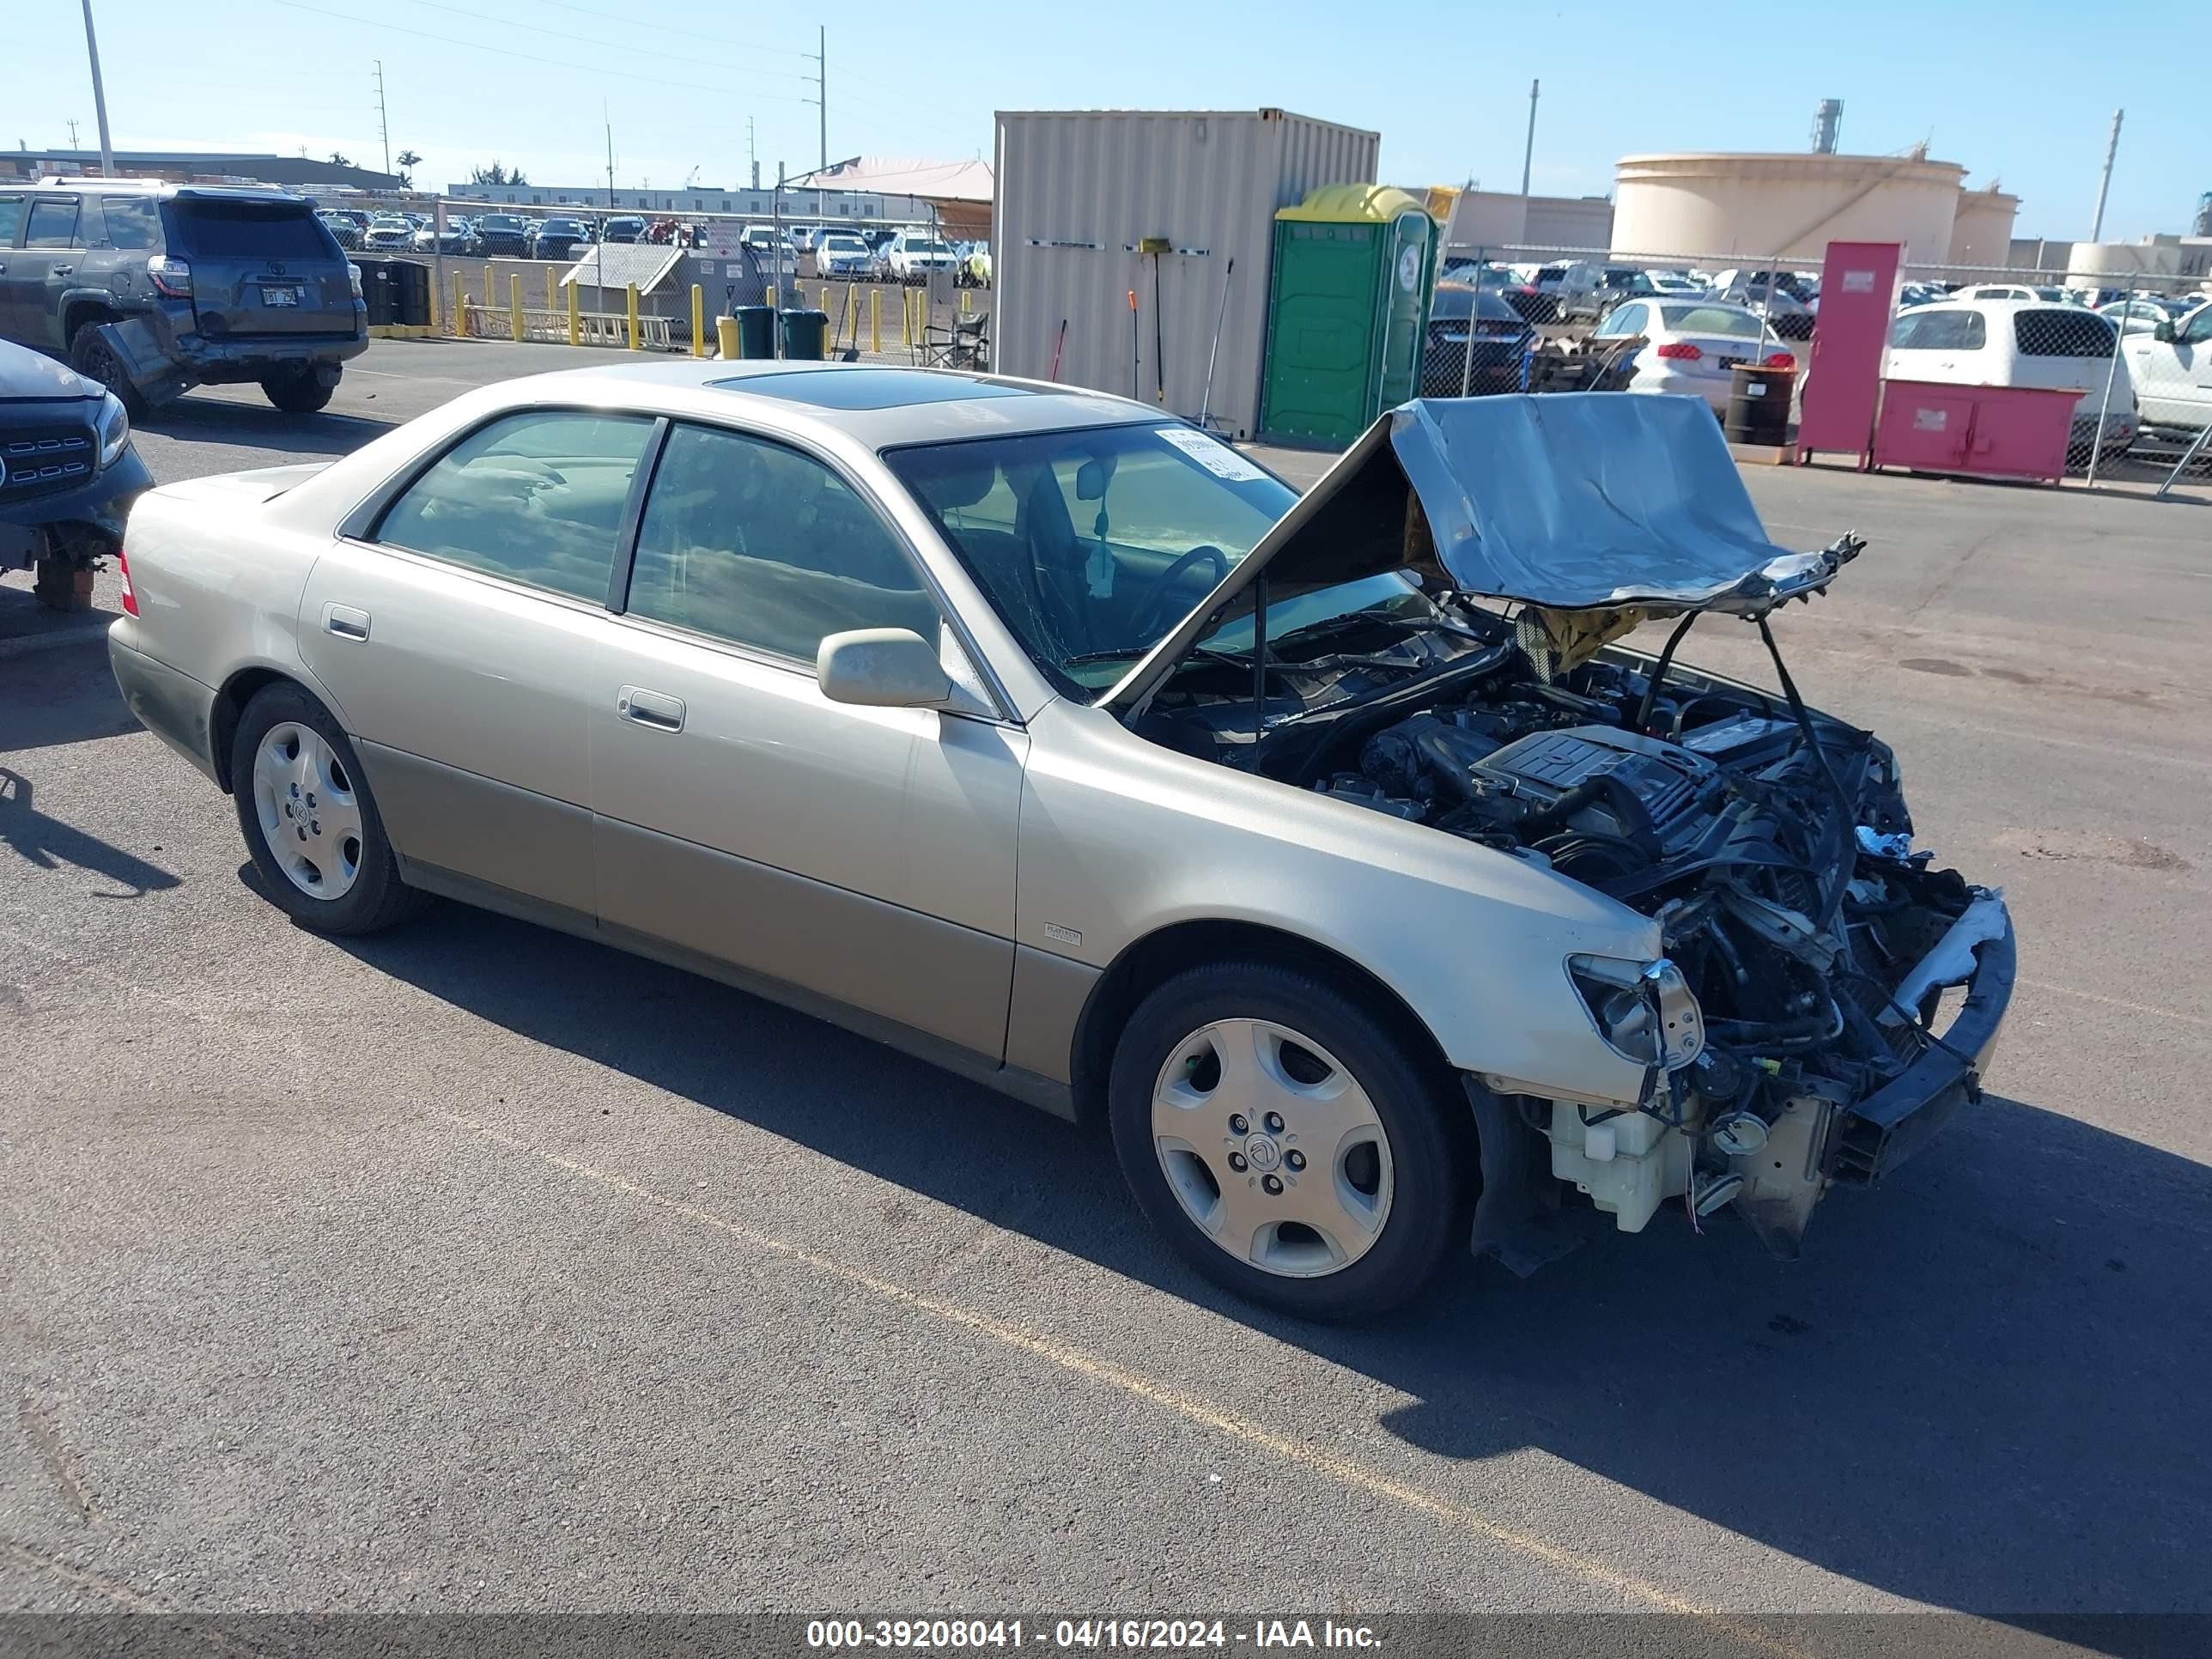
[33, 178, 308, 205]
[507, 359, 1161, 447]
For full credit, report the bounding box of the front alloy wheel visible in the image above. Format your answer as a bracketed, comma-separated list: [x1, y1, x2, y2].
[1151, 1018, 1395, 1278]
[1109, 962, 1470, 1321]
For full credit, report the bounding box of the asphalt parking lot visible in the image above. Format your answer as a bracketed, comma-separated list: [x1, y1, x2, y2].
[4, 341, 2209, 1644]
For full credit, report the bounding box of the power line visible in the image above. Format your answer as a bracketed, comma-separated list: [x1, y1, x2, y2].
[391, 0, 814, 82]
[267, 0, 814, 103]
[530, 0, 813, 55]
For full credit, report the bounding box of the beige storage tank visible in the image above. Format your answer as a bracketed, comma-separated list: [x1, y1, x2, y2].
[1948, 186, 2021, 270]
[1611, 151, 1966, 265]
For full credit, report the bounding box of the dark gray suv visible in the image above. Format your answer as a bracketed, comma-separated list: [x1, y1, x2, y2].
[0, 179, 368, 416]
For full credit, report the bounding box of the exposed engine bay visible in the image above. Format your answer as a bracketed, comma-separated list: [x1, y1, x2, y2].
[1135, 598, 2011, 1260]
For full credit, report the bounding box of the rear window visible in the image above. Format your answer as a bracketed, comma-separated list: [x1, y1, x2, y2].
[1660, 305, 1763, 339]
[2014, 310, 2115, 357]
[1891, 309, 1988, 351]
[167, 201, 339, 260]
[481, 216, 524, 230]
[1431, 286, 1522, 323]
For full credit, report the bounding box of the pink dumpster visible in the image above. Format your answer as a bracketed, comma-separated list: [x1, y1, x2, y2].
[1872, 379, 2079, 484]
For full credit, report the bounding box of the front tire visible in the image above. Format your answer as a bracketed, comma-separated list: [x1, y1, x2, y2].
[1108, 961, 1471, 1321]
[231, 683, 425, 935]
[262, 370, 336, 414]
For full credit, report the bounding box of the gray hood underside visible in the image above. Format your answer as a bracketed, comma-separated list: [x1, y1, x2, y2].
[1103, 392, 1858, 715]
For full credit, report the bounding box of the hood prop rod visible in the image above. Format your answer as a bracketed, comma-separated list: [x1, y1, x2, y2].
[1250, 574, 1271, 734]
[1758, 615, 1856, 933]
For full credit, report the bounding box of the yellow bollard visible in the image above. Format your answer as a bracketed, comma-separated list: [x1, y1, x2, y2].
[428, 272, 441, 333]
[451, 270, 465, 337]
[690, 283, 705, 357]
[901, 287, 912, 349]
[566, 279, 580, 347]
[509, 273, 524, 342]
[960, 288, 971, 317]
[715, 315, 740, 360]
[545, 266, 556, 313]
[625, 283, 640, 351]
[869, 288, 881, 354]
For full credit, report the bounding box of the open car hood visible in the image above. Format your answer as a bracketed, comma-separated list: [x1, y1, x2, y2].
[1101, 393, 1860, 714]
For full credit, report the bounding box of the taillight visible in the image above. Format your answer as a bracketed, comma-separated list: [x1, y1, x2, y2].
[147, 255, 192, 298]
[1656, 342, 1703, 361]
[1762, 351, 1796, 368]
[118, 548, 139, 617]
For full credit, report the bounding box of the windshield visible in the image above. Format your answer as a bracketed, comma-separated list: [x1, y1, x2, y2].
[888, 422, 1413, 696]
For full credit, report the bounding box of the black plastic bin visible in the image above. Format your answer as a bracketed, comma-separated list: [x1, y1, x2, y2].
[731, 305, 776, 359]
[780, 308, 830, 361]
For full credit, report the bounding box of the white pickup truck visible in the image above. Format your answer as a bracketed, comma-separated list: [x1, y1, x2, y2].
[2123, 301, 2212, 433]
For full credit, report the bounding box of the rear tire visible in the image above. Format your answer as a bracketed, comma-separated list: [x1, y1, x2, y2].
[262, 370, 336, 414]
[1108, 960, 1471, 1322]
[231, 683, 427, 936]
[68, 322, 148, 419]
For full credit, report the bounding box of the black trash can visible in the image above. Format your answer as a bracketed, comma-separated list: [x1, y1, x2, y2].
[356, 258, 397, 328]
[1724, 362, 1796, 446]
[732, 305, 776, 359]
[394, 260, 432, 326]
[780, 308, 830, 362]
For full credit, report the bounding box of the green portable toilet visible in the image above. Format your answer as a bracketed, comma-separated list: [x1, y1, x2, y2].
[1259, 185, 1438, 447]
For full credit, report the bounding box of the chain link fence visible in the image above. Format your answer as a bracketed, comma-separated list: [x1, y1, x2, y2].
[1419, 243, 2210, 494]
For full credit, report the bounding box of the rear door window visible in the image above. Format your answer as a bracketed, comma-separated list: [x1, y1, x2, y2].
[24, 198, 81, 248]
[2013, 311, 2113, 358]
[375, 411, 658, 604]
[0, 195, 22, 246]
[166, 200, 340, 261]
[97, 194, 162, 250]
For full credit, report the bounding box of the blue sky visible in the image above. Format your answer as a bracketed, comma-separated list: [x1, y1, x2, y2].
[9, 0, 2191, 243]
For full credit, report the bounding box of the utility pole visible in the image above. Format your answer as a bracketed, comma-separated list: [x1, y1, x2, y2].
[813, 27, 827, 173]
[79, 0, 115, 177]
[2088, 107, 2123, 244]
[373, 59, 391, 178]
[1520, 78, 1539, 199]
[747, 118, 758, 191]
[604, 102, 616, 209]
[66, 118, 80, 149]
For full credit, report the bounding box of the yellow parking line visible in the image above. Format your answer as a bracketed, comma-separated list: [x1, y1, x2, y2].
[440, 1110, 1816, 1656]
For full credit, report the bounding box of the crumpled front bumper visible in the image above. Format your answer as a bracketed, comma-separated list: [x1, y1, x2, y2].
[0, 444, 152, 565]
[1829, 900, 2016, 1182]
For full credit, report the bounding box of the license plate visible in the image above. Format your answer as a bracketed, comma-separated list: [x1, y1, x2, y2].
[260, 286, 302, 307]
[1714, 355, 1747, 371]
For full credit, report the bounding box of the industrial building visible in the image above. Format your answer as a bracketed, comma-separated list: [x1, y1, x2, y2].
[1441, 189, 1615, 254]
[3, 147, 405, 191]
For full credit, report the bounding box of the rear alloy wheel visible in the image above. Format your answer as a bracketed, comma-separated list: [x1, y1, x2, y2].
[68, 322, 148, 419]
[261, 370, 335, 414]
[231, 684, 426, 935]
[1109, 962, 1470, 1321]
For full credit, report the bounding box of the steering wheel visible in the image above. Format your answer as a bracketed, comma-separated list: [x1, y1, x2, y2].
[1128, 544, 1231, 642]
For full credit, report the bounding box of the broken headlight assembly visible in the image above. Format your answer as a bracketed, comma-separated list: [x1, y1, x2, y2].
[1568, 955, 1705, 1070]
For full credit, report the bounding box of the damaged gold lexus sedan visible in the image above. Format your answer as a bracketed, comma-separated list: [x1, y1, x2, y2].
[107, 363, 2014, 1319]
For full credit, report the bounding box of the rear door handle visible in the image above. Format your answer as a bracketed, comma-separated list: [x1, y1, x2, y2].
[50, 265, 72, 278]
[322, 603, 371, 641]
[617, 685, 685, 732]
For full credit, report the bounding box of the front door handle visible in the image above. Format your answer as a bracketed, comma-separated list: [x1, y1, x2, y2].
[322, 603, 370, 641]
[50, 265, 72, 279]
[617, 685, 685, 732]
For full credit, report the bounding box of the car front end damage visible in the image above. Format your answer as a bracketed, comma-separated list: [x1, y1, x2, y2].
[1110, 394, 2015, 1266]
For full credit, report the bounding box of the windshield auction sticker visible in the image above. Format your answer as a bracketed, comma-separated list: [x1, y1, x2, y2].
[1156, 427, 1267, 483]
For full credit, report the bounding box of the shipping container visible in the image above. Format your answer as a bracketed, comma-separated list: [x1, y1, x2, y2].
[994, 108, 1381, 441]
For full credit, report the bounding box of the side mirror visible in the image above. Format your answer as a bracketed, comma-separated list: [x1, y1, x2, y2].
[2153, 320, 2177, 343]
[816, 628, 953, 710]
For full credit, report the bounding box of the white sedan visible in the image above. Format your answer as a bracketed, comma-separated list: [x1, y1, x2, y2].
[1588, 300, 1796, 410]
